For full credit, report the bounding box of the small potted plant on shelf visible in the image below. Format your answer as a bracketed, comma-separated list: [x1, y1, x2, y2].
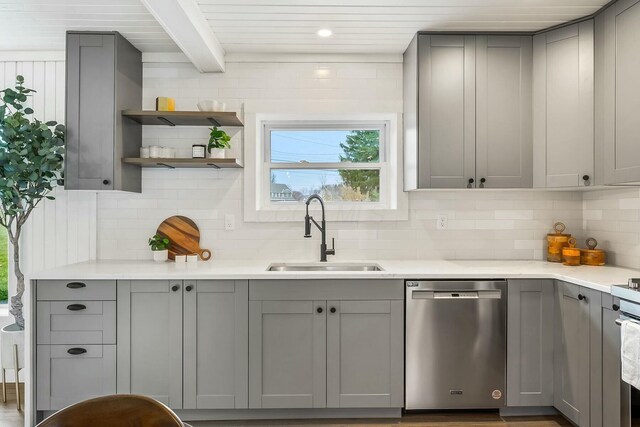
[148, 234, 170, 262]
[207, 126, 231, 159]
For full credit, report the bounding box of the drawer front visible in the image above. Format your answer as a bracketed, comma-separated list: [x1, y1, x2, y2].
[36, 344, 116, 411]
[37, 280, 116, 301]
[37, 301, 116, 345]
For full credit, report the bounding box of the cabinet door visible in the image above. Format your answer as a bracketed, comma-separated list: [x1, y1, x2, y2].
[554, 281, 591, 426]
[506, 280, 554, 406]
[249, 300, 326, 409]
[326, 300, 403, 408]
[476, 35, 533, 188]
[417, 34, 476, 188]
[65, 33, 115, 191]
[36, 345, 116, 411]
[533, 22, 594, 188]
[183, 280, 248, 409]
[117, 280, 183, 409]
[604, 0, 640, 184]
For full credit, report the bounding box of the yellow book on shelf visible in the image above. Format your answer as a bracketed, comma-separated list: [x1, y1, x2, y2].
[155, 97, 175, 111]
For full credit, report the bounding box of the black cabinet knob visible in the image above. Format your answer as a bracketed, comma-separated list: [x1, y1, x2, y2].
[468, 178, 474, 184]
[480, 178, 486, 183]
[102, 179, 110, 185]
[583, 175, 590, 181]
[171, 284, 180, 292]
[613, 304, 620, 311]
[330, 307, 337, 314]
[316, 307, 323, 314]
[185, 285, 193, 292]
[67, 348, 87, 355]
[578, 294, 586, 301]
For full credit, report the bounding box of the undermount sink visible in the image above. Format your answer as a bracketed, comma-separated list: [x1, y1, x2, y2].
[267, 263, 384, 272]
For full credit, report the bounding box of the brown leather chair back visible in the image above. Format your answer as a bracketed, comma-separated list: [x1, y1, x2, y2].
[36, 394, 185, 427]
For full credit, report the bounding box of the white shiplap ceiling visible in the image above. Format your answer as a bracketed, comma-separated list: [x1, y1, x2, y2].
[197, 0, 609, 53]
[0, 0, 179, 52]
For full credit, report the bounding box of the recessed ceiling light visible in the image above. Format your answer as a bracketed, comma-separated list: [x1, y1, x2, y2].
[317, 29, 333, 37]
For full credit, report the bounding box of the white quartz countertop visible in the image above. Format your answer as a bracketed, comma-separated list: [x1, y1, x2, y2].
[27, 259, 640, 294]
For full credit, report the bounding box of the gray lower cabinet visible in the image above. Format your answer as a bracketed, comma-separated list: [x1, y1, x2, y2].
[183, 280, 249, 409]
[554, 281, 601, 427]
[533, 21, 595, 188]
[249, 300, 327, 409]
[506, 279, 554, 406]
[117, 279, 249, 410]
[326, 300, 404, 408]
[475, 35, 533, 188]
[117, 280, 183, 408]
[603, 0, 640, 184]
[65, 31, 142, 192]
[248, 279, 404, 410]
[36, 345, 116, 411]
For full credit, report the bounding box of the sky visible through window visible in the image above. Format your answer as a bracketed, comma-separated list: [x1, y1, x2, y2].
[270, 130, 380, 196]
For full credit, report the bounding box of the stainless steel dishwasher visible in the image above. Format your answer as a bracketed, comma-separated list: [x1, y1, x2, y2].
[405, 280, 507, 410]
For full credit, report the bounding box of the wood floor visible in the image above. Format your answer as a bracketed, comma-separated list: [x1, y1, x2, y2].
[192, 412, 573, 427]
[0, 383, 23, 427]
[0, 396, 572, 427]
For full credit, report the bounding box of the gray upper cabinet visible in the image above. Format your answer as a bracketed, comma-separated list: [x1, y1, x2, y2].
[410, 34, 476, 189]
[603, 0, 640, 184]
[65, 31, 142, 192]
[249, 300, 327, 409]
[506, 280, 554, 407]
[326, 300, 404, 408]
[183, 280, 249, 410]
[404, 34, 532, 189]
[476, 36, 533, 188]
[533, 22, 595, 188]
[117, 280, 183, 409]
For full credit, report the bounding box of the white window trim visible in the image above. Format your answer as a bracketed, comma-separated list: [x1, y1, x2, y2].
[263, 120, 389, 209]
[243, 112, 408, 222]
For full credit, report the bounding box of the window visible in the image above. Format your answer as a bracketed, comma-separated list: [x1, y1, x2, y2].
[263, 121, 388, 205]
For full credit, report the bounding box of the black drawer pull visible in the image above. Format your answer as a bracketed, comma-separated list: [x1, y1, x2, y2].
[66, 282, 86, 289]
[613, 304, 620, 311]
[67, 348, 87, 355]
[66, 304, 87, 311]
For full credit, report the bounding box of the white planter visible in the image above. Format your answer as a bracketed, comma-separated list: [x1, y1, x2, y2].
[1, 324, 24, 371]
[208, 148, 226, 159]
[153, 249, 169, 262]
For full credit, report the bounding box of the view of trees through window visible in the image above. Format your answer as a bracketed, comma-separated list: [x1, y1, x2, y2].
[0, 228, 7, 303]
[270, 129, 382, 203]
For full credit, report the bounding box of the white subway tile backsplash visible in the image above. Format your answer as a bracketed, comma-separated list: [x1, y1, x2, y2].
[95, 61, 588, 263]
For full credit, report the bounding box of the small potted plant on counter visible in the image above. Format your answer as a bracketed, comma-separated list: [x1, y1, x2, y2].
[207, 126, 231, 159]
[149, 234, 170, 262]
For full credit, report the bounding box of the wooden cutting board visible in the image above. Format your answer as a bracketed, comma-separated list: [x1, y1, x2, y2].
[156, 216, 212, 261]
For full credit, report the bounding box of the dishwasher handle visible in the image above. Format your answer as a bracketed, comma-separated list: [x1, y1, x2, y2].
[412, 290, 502, 300]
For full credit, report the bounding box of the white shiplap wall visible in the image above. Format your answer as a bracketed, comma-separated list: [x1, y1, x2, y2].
[0, 60, 96, 300]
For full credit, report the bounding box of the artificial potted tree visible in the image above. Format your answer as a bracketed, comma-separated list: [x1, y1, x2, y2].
[207, 126, 231, 159]
[148, 234, 170, 262]
[0, 76, 65, 366]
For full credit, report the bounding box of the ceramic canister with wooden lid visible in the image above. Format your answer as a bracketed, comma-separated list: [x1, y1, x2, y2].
[580, 238, 606, 266]
[562, 237, 581, 266]
[547, 222, 571, 263]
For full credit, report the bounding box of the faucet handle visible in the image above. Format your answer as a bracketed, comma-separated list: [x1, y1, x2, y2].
[326, 238, 336, 256]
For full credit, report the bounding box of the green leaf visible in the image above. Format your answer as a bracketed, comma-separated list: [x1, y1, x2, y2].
[23, 108, 33, 114]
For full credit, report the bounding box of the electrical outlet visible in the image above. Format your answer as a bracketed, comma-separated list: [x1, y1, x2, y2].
[437, 214, 448, 230]
[224, 214, 235, 231]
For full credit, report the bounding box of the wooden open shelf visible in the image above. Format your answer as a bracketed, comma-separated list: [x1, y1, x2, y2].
[123, 158, 243, 169]
[122, 110, 244, 127]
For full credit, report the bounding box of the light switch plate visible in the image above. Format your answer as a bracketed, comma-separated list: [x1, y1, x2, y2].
[224, 214, 235, 231]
